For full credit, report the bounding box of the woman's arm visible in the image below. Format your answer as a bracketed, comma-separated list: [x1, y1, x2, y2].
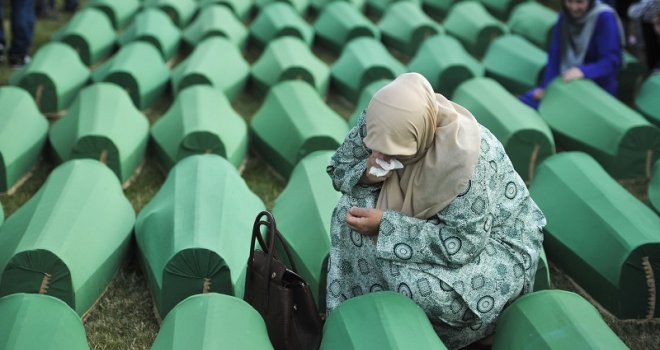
[326, 112, 372, 194]
[375, 198, 490, 268]
[578, 11, 623, 80]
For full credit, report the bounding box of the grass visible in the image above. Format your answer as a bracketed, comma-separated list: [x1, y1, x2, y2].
[1, 2, 659, 350]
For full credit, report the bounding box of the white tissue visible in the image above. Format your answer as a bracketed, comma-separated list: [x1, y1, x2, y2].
[368, 158, 404, 177]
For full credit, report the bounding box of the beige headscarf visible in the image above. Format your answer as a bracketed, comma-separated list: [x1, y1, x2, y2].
[363, 72, 481, 219]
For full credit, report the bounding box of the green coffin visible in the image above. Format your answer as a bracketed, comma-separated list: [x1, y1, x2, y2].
[49, 83, 149, 184]
[483, 34, 546, 95]
[151, 85, 248, 170]
[143, 0, 197, 28]
[618, 51, 648, 105]
[118, 8, 181, 61]
[349, 79, 391, 127]
[378, 1, 443, 56]
[475, 0, 525, 21]
[408, 34, 484, 98]
[251, 80, 349, 178]
[422, 0, 459, 18]
[0, 87, 48, 193]
[331, 36, 407, 103]
[538, 79, 660, 179]
[171, 36, 249, 100]
[152, 293, 273, 349]
[92, 42, 171, 110]
[309, 0, 367, 16]
[321, 291, 447, 349]
[182, 5, 248, 51]
[453, 77, 555, 183]
[10, 42, 89, 114]
[255, 0, 310, 15]
[0, 159, 135, 316]
[52, 7, 116, 66]
[272, 151, 340, 308]
[135, 154, 265, 317]
[88, 0, 140, 29]
[529, 152, 660, 319]
[250, 2, 314, 49]
[313, 1, 379, 54]
[635, 73, 660, 126]
[365, 0, 421, 17]
[507, 1, 557, 50]
[493, 290, 628, 349]
[650, 159, 660, 212]
[0, 293, 89, 350]
[199, 0, 254, 21]
[443, 1, 508, 59]
[251, 36, 330, 96]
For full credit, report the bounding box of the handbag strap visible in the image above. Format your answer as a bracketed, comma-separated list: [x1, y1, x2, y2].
[250, 211, 299, 273]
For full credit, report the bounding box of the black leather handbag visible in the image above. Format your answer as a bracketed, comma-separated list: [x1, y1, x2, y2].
[244, 211, 323, 350]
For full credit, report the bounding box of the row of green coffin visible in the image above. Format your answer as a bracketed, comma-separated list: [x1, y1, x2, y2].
[85, 0, 542, 25]
[0, 79, 343, 189]
[3, 68, 659, 196]
[0, 82, 248, 187]
[0, 159, 134, 316]
[2, 87, 654, 320]
[85, 0, 254, 31]
[65, 0, 651, 102]
[52, 4, 250, 66]
[0, 290, 628, 349]
[10, 35, 245, 113]
[0, 138, 656, 328]
[246, 0, 645, 104]
[16, 19, 652, 133]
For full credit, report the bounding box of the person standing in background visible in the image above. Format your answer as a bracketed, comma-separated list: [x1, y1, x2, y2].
[0, 0, 35, 68]
[628, 0, 660, 71]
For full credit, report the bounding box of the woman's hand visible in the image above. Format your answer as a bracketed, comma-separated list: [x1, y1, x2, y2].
[562, 67, 584, 82]
[346, 207, 383, 236]
[531, 88, 545, 100]
[360, 151, 392, 184]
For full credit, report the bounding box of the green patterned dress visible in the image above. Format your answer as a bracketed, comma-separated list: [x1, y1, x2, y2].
[326, 114, 546, 349]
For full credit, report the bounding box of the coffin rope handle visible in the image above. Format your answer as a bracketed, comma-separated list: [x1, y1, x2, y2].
[202, 278, 211, 294]
[642, 256, 656, 319]
[646, 150, 653, 179]
[35, 85, 44, 109]
[39, 273, 52, 294]
[528, 144, 540, 184]
[100, 150, 108, 164]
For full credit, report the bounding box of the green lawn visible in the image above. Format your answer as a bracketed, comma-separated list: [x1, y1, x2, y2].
[1, 2, 659, 349]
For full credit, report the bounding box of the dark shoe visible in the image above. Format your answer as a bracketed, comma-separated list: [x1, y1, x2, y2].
[9, 55, 31, 69]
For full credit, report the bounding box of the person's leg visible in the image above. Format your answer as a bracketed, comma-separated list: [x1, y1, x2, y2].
[642, 21, 660, 70]
[8, 0, 35, 64]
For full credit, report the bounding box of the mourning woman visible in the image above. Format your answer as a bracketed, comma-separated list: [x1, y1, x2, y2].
[326, 73, 546, 349]
[520, 0, 625, 109]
